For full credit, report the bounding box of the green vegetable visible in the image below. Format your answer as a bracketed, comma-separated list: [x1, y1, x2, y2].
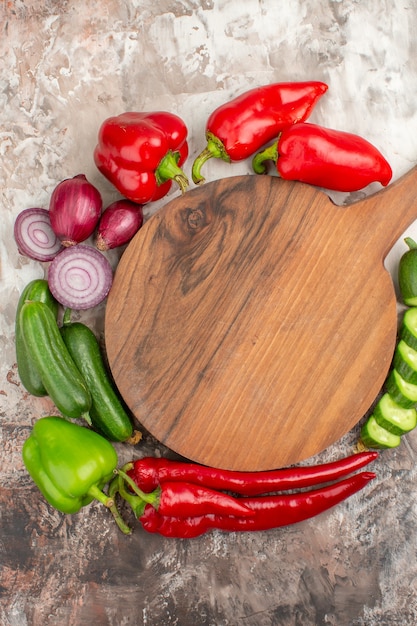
[385, 368, 417, 408]
[19, 301, 92, 421]
[60, 316, 137, 442]
[393, 339, 417, 384]
[372, 392, 417, 436]
[399, 307, 417, 351]
[398, 237, 417, 305]
[22, 416, 117, 514]
[360, 415, 401, 449]
[15, 279, 59, 396]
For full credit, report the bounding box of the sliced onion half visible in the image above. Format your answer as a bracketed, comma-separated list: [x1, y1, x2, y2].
[14, 207, 64, 261]
[48, 244, 113, 310]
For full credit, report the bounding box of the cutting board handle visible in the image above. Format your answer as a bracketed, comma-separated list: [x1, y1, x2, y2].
[347, 165, 417, 258]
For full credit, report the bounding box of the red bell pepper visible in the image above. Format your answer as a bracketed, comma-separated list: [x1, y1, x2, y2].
[94, 111, 189, 204]
[252, 122, 392, 192]
[191, 81, 328, 184]
[137, 471, 376, 538]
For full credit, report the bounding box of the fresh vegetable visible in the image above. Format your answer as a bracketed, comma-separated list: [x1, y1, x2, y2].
[191, 81, 328, 184]
[47, 244, 113, 310]
[119, 471, 376, 538]
[94, 111, 189, 204]
[360, 416, 401, 449]
[14, 207, 63, 262]
[252, 122, 392, 192]
[22, 416, 117, 514]
[116, 466, 255, 518]
[126, 451, 378, 496]
[399, 307, 417, 350]
[15, 279, 59, 396]
[398, 238, 417, 305]
[385, 368, 417, 409]
[60, 315, 140, 443]
[49, 174, 103, 247]
[372, 393, 417, 436]
[393, 340, 417, 384]
[19, 301, 91, 421]
[95, 199, 144, 251]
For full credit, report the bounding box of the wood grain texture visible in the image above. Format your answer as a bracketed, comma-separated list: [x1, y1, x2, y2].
[105, 170, 417, 470]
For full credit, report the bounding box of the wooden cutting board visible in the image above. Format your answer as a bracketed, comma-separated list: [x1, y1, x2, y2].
[105, 169, 417, 471]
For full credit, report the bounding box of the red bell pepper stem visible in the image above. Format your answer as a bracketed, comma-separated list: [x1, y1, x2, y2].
[139, 471, 376, 538]
[192, 81, 328, 184]
[126, 451, 378, 496]
[155, 149, 189, 194]
[117, 466, 254, 517]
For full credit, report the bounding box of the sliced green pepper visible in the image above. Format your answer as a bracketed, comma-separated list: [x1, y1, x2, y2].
[22, 416, 118, 514]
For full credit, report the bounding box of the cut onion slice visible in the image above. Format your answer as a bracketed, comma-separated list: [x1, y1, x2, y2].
[14, 207, 63, 261]
[48, 244, 113, 310]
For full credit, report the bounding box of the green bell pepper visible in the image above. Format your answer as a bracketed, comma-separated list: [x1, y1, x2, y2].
[22, 416, 118, 514]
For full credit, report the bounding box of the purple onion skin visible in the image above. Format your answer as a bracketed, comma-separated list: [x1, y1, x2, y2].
[49, 174, 103, 247]
[96, 199, 143, 251]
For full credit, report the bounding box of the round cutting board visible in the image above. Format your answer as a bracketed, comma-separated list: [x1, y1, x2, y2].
[105, 170, 417, 471]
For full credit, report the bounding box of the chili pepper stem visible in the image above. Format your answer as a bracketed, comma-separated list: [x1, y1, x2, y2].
[117, 465, 160, 505]
[191, 131, 231, 185]
[156, 150, 189, 194]
[252, 142, 279, 175]
[107, 477, 132, 535]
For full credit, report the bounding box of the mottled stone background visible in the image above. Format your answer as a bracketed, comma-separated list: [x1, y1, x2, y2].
[1, 1, 417, 625]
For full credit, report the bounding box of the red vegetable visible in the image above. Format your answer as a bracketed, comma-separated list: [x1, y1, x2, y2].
[95, 199, 144, 251]
[116, 469, 254, 518]
[191, 81, 328, 184]
[138, 472, 376, 538]
[94, 111, 189, 204]
[14, 207, 63, 261]
[126, 451, 378, 495]
[49, 174, 103, 247]
[252, 122, 393, 191]
[47, 244, 113, 310]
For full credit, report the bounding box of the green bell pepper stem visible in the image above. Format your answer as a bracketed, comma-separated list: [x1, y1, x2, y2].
[87, 484, 114, 508]
[191, 131, 231, 185]
[156, 149, 189, 193]
[252, 141, 279, 175]
[62, 307, 72, 325]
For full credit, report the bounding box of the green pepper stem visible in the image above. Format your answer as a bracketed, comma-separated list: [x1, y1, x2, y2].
[62, 308, 72, 325]
[87, 483, 115, 509]
[405, 237, 417, 250]
[191, 131, 230, 185]
[107, 477, 132, 535]
[156, 150, 189, 194]
[252, 142, 279, 175]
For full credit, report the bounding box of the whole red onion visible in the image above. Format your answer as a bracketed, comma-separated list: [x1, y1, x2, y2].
[95, 199, 144, 251]
[49, 174, 103, 247]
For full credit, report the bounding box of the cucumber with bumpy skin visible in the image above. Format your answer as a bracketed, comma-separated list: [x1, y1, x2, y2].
[19, 301, 91, 421]
[15, 279, 59, 396]
[60, 320, 137, 442]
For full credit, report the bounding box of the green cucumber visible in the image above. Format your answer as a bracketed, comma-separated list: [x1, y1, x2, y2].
[398, 238, 417, 305]
[393, 340, 417, 384]
[399, 307, 417, 351]
[373, 392, 417, 435]
[60, 321, 135, 442]
[385, 368, 417, 408]
[19, 301, 91, 421]
[360, 415, 401, 449]
[15, 279, 59, 396]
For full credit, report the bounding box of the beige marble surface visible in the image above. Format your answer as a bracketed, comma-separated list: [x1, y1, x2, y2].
[1, 2, 417, 625]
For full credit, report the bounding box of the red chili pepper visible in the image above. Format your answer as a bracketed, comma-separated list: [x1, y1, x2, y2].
[252, 122, 392, 192]
[94, 111, 189, 204]
[191, 81, 328, 184]
[116, 468, 254, 518]
[139, 471, 376, 538]
[126, 451, 378, 495]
